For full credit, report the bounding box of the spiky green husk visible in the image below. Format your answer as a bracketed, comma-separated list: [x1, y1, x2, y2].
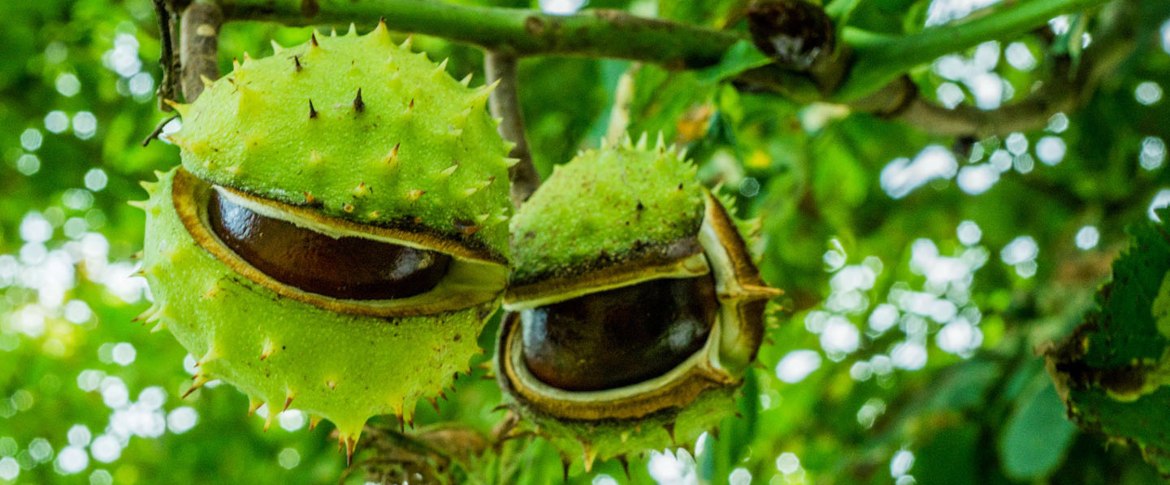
[503, 139, 751, 468]
[516, 387, 736, 469]
[509, 138, 703, 285]
[169, 26, 512, 258]
[140, 168, 491, 447]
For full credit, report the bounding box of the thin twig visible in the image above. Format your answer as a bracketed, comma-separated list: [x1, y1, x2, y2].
[837, 0, 1111, 101]
[891, 0, 1136, 137]
[218, 0, 737, 69]
[151, 0, 179, 111]
[210, 0, 1116, 137]
[179, 2, 223, 102]
[141, 115, 178, 147]
[605, 64, 639, 145]
[215, 0, 1110, 95]
[484, 51, 540, 206]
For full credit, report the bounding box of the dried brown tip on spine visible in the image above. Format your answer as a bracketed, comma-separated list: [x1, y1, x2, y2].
[310, 33, 319, 47]
[384, 142, 400, 165]
[248, 399, 263, 416]
[293, 55, 302, 72]
[182, 374, 210, 399]
[308, 99, 318, 119]
[662, 422, 677, 444]
[344, 437, 356, 466]
[353, 88, 365, 113]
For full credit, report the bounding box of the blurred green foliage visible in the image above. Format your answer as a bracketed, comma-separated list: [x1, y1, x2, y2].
[0, 0, 1169, 484]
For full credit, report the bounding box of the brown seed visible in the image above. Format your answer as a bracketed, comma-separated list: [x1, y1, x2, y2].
[520, 275, 718, 391]
[207, 189, 452, 300]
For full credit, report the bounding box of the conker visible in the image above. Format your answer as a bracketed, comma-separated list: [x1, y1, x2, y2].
[208, 190, 451, 300]
[520, 275, 718, 391]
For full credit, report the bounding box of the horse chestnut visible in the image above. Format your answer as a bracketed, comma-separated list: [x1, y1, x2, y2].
[496, 136, 780, 469]
[138, 23, 513, 458]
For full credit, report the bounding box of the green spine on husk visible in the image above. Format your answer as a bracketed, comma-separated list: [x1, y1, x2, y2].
[139, 168, 491, 452]
[525, 387, 736, 470]
[508, 135, 704, 285]
[168, 25, 513, 258]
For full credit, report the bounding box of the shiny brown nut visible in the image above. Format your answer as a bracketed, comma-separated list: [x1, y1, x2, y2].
[208, 189, 452, 300]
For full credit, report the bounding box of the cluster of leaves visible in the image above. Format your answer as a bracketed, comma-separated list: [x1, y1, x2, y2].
[0, 0, 1169, 483]
[1046, 208, 1170, 476]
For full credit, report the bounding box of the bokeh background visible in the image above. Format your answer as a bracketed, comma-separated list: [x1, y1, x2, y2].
[1, 0, 1169, 483]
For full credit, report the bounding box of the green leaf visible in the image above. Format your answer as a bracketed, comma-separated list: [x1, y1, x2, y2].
[1046, 209, 1170, 475]
[702, 370, 760, 482]
[625, 65, 713, 140]
[924, 359, 1002, 412]
[916, 424, 979, 485]
[519, 57, 607, 172]
[999, 379, 1078, 480]
[694, 40, 773, 85]
[811, 125, 870, 211]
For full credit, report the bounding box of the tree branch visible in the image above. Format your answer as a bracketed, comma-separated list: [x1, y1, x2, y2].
[837, 0, 1112, 102]
[209, 0, 1117, 134]
[217, 0, 738, 69]
[896, 94, 1071, 137]
[180, 2, 224, 102]
[484, 52, 540, 206]
[890, 0, 1137, 137]
[152, 0, 181, 109]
